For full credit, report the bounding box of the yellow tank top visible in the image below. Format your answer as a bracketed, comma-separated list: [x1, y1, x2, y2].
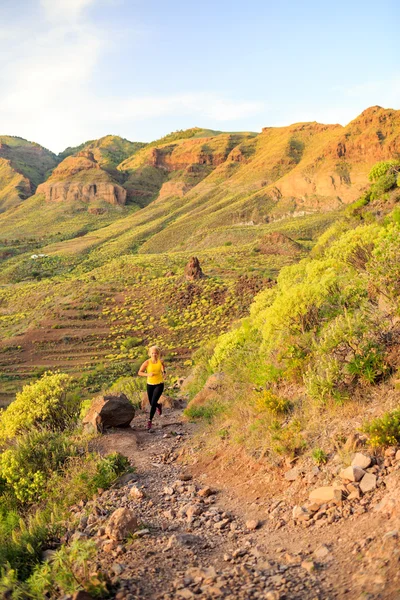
[147, 359, 163, 384]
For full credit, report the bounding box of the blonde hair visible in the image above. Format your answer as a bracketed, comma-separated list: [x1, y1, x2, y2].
[148, 345, 161, 357]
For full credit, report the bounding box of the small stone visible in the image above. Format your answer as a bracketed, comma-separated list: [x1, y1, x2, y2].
[385, 447, 397, 457]
[314, 544, 331, 559]
[265, 592, 280, 600]
[284, 467, 300, 481]
[246, 519, 260, 530]
[167, 534, 200, 549]
[136, 528, 150, 537]
[129, 486, 145, 500]
[177, 590, 196, 599]
[111, 562, 124, 576]
[198, 487, 215, 497]
[292, 506, 310, 521]
[179, 473, 193, 481]
[348, 490, 361, 501]
[105, 508, 138, 541]
[309, 486, 342, 505]
[351, 453, 372, 469]
[301, 560, 316, 573]
[360, 473, 377, 494]
[187, 505, 202, 520]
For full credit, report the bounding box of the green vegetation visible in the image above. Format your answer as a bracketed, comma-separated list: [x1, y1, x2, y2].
[0, 373, 131, 597]
[363, 409, 400, 448]
[184, 162, 400, 461]
[311, 448, 329, 465]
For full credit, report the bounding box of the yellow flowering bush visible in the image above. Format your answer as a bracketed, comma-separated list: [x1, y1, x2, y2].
[0, 372, 77, 443]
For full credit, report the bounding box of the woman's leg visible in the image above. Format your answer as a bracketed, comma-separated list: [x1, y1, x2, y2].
[149, 383, 164, 420]
[147, 384, 155, 420]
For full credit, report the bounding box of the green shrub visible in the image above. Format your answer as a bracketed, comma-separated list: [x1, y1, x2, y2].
[2, 540, 112, 599]
[0, 508, 58, 582]
[362, 409, 400, 448]
[255, 390, 292, 414]
[370, 172, 397, 199]
[368, 160, 400, 182]
[184, 401, 224, 423]
[269, 419, 306, 456]
[91, 452, 132, 490]
[120, 336, 142, 351]
[0, 373, 77, 443]
[367, 224, 400, 302]
[0, 430, 73, 503]
[110, 376, 145, 408]
[304, 311, 389, 403]
[312, 448, 328, 465]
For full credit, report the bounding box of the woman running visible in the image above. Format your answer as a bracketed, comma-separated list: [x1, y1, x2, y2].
[138, 345, 166, 431]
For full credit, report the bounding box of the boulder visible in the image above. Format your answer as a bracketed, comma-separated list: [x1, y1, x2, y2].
[184, 256, 204, 281]
[339, 466, 365, 482]
[351, 453, 372, 469]
[309, 486, 343, 505]
[105, 508, 138, 540]
[83, 393, 135, 432]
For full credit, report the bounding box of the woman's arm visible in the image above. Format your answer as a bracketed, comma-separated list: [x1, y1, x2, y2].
[161, 360, 167, 375]
[138, 360, 149, 377]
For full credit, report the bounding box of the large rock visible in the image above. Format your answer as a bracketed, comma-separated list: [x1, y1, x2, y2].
[184, 257, 204, 281]
[83, 393, 135, 432]
[309, 486, 343, 505]
[351, 453, 372, 469]
[339, 466, 365, 482]
[105, 507, 138, 540]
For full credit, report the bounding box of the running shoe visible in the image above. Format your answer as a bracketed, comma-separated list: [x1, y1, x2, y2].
[147, 420, 152, 431]
[157, 404, 162, 416]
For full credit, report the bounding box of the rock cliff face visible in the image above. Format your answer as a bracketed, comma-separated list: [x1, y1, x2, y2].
[38, 180, 127, 205]
[37, 153, 127, 206]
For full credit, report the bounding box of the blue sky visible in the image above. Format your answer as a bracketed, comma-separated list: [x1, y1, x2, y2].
[0, 0, 398, 152]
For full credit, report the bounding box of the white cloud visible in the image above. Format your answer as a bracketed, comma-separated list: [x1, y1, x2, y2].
[40, 0, 97, 22]
[0, 1, 265, 152]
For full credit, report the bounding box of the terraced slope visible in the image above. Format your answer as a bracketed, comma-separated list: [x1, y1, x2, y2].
[1, 106, 399, 402]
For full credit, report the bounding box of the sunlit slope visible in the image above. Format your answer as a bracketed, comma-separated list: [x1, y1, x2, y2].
[1, 107, 399, 267]
[0, 136, 58, 212]
[59, 135, 145, 174]
[119, 129, 257, 207]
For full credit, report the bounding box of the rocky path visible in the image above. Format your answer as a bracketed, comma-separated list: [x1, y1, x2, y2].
[69, 406, 400, 600]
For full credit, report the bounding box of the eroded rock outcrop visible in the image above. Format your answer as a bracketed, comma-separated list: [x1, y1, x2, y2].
[37, 154, 127, 206]
[184, 257, 204, 281]
[38, 180, 126, 205]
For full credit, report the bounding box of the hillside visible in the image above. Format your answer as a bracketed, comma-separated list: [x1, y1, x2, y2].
[1, 111, 400, 599]
[0, 106, 399, 405]
[0, 136, 58, 212]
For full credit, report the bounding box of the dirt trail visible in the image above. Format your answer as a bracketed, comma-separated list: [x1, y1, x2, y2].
[87, 406, 398, 600]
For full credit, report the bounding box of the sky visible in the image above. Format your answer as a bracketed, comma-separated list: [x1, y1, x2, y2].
[0, 0, 398, 153]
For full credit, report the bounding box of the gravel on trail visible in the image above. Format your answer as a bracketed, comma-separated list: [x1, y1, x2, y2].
[63, 407, 326, 600]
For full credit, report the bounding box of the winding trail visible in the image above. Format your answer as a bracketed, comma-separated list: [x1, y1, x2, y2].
[86, 406, 398, 600]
